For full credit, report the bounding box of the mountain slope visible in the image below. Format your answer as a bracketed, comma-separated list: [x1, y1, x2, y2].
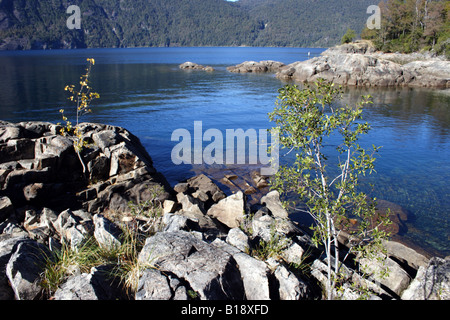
[238, 0, 375, 47]
[0, 0, 375, 50]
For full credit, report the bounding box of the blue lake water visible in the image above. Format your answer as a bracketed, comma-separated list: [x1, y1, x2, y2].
[0, 47, 449, 256]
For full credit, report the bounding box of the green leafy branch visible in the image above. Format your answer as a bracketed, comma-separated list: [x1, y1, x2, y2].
[268, 80, 392, 299]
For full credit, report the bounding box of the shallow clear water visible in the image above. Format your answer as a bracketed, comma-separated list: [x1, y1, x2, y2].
[0, 47, 449, 256]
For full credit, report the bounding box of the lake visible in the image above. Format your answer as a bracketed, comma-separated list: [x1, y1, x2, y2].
[0, 47, 449, 257]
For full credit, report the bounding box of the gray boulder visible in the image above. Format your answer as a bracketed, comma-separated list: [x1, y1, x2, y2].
[281, 241, 305, 265]
[0, 234, 29, 300]
[163, 199, 177, 214]
[93, 214, 122, 250]
[251, 211, 295, 243]
[176, 192, 205, 216]
[53, 273, 98, 300]
[179, 62, 214, 72]
[227, 61, 268, 73]
[0, 138, 36, 163]
[185, 174, 226, 206]
[226, 228, 250, 253]
[0, 125, 24, 143]
[260, 190, 288, 219]
[401, 257, 450, 300]
[6, 239, 50, 300]
[53, 266, 126, 300]
[227, 60, 285, 73]
[383, 240, 429, 270]
[20, 207, 60, 244]
[272, 262, 311, 300]
[330, 41, 376, 54]
[163, 213, 189, 232]
[135, 268, 173, 300]
[403, 60, 450, 84]
[53, 209, 78, 236]
[138, 231, 245, 300]
[359, 253, 411, 297]
[135, 268, 188, 300]
[52, 209, 92, 249]
[92, 129, 120, 151]
[212, 239, 270, 300]
[207, 191, 246, 229]
[251, 213, 275, 242]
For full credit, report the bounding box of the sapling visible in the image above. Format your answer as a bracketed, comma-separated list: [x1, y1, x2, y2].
[268, 80, 391, 299]
[59, 58, 100, 173]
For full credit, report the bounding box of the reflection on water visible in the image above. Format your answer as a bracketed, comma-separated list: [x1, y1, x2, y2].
[340, 87, 450, 256]
[0, 48, 448, 257]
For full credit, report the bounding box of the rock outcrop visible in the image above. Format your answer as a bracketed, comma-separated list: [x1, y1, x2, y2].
[0, 120, 172, 215]
[0, 121, 448, 301]
[227, 60, 285, 73]
[276, 41, 450, 88]
[179, 62, 214, 72]
[401, 257, 450, 300]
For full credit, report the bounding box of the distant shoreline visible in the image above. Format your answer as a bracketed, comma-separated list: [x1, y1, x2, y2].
[0, 45, 329, 53]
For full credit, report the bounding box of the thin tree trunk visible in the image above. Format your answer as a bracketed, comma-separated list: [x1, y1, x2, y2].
[77, 150, 86, 174]
[326, 224, 333, 300]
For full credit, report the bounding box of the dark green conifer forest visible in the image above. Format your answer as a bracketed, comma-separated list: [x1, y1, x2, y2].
[0, 0, 375, 49]
[0, 0, 447, 54]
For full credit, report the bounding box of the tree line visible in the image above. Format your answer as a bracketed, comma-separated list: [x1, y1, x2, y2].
[0, 0, 374, 50]
[361, 0, 449, 57]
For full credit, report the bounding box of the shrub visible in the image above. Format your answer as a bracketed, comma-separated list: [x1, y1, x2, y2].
[59, 58, 100, 173]
[268, 80, 391, 299]
[341, 28, 356, 44]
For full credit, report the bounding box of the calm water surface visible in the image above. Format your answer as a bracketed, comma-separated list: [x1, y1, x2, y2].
[0, 47, 449, 256]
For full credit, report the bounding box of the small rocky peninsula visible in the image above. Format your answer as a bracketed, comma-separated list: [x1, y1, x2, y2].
[1, 120, 449, 300]
[226, 41, 450, 88]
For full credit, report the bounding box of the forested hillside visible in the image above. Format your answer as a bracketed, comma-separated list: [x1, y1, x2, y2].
[0, 0, 261, 49]
[239, 0, 375, 47]
[0, 0, 388, 50]
[361, 0, 449, 57]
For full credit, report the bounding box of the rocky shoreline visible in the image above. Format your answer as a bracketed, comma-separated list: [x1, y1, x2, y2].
[225, 41, 450, 88]
[0, 121, 449, 300]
